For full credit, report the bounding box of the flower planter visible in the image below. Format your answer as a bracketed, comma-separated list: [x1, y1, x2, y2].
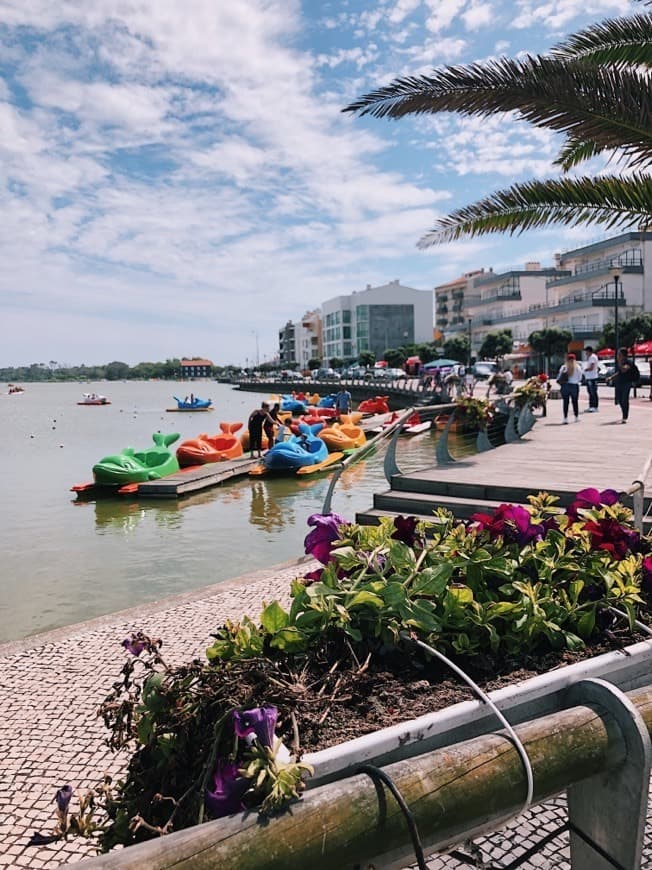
[305, 638, 652, 788]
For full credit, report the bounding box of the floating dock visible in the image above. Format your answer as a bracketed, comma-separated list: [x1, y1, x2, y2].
[132, 457, 261, 498]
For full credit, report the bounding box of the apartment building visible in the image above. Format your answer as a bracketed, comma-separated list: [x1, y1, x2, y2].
[278, 321, 296, 367]
[180, 358, 213, 378]
[434, 269, 486, 334]
[295, 309, 322, 369]
[320, 280, 433, 363]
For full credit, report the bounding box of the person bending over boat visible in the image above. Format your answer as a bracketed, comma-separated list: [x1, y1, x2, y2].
[248, 402, 275, 458]
[264, 402, 280, 447]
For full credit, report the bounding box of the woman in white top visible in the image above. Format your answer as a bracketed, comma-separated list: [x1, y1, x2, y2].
[557, 353, 583, 423]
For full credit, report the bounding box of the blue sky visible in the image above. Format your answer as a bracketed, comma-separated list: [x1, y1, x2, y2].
[0, 0, 634, 367]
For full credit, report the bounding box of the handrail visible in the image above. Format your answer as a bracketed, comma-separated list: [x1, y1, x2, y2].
[623, 453, 652, 531]
[321, 417, 403, 515]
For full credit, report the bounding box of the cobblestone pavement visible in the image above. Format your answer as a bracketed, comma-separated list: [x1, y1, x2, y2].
[2, 558, 652, 870]
[0, 561, 300, 867]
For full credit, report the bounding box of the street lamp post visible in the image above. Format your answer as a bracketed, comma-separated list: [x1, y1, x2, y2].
[467, 318, 473, 368]
[252, 330, 260, 368]
[609, 268, 621, 368]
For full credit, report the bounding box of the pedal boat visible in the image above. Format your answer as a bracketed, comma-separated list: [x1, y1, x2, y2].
[262, 422, 328, 472]
[92, 433, 180, 486]
[358, 395, 390, 414]
[319, 415, 367, 452]
[176, 422, 244, 466]
[170, 396, 213, 411]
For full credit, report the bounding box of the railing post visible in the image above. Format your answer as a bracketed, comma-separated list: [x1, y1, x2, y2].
[516, 400, 536, 436]
[476, 425, 492, 453]
[565, 678, 651, 870]
[504, 402, 518, 443]
[436, 409, 457, 466]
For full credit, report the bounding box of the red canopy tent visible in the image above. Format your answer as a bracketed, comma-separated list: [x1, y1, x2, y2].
[634, 340, 652, 356]
[597, 347, 614, 358]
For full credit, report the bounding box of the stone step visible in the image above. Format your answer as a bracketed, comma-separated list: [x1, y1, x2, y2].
[371, 489, 511, 520]
[390, 473, 649, 511]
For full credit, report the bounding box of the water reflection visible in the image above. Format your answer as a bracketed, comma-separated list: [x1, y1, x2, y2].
[74, 489, 221, 532]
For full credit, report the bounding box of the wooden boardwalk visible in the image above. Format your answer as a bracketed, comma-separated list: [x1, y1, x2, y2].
[136, 456, 261, 497]
[358, 395, 652, 525]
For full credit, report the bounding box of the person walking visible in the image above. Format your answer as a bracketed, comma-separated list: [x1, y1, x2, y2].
[607, 347, 636, 423]
[557, 353, 583, 423]
[334, 386, 352, 416]
[583, 345, 599, 412]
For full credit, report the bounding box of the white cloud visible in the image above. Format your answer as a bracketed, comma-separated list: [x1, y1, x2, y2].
[512, 0, 630, 31]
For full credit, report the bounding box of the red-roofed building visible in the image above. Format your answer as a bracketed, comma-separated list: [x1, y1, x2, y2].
[180, 358, 213, 379]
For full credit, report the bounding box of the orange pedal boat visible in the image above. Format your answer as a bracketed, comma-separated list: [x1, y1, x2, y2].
[177, 422, 244, 466]
[319, 414, 367, 452]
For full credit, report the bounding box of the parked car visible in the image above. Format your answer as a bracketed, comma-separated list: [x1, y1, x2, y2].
[374, 367, 407, 380]
[342, 365, 367, 378]
[472, 361, 497, 380]
[312, 367, 341, 380]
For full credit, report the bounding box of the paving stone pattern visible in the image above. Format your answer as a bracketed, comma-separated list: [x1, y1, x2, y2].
[2, 558, 652, 869]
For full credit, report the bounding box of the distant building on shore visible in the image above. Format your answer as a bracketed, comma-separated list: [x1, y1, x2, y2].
[180, 358, 213, 378]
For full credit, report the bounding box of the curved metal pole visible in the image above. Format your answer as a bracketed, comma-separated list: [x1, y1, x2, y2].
[476, 424, 493, 452]
[383, 407, 418, 481]
[517, 400, 536, 436]
[504, 401, 519, 443]
[436, 409, 457, 466]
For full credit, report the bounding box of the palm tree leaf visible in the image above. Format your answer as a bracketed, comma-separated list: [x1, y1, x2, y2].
[344, 58, 652, 167]
[418, 174, 652, 246]
[552, 13, 652, 67]
[554, 137, 606, 171]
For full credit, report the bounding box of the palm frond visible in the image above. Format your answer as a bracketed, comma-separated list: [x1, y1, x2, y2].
[344, 58, 652, 167]
[554, 137, 605, 171]
[417, 174, 652, 246]
[552, 13, 652, 67]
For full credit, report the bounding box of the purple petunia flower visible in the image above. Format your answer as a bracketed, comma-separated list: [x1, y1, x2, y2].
[233, 706, 278, 748]
[304, 512, 347, 565]
[391, 515, 418, 547]
[121, 636, 146, 656]
[301, 567, 324, 585]
[204, 759, 249, 819]
[55, 785, 73, 815]
[567, 487, 620, 520]
[642, 556, 652, 593]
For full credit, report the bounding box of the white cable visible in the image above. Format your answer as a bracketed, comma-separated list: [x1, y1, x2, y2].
[607, 606, 652, 638]
[400, 632, 534, 811]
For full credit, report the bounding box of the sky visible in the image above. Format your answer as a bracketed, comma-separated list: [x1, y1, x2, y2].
[0, 0, 636, 368]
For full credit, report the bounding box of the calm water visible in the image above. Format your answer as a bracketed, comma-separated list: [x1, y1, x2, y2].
[1, 381, 453, 643]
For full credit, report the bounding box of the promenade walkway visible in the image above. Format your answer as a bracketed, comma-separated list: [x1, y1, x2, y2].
[1, 389, 652, 869]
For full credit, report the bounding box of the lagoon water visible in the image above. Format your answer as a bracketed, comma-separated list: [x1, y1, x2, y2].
[1, 381, 445, 643]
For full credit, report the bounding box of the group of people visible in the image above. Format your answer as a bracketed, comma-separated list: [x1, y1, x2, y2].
[557, 345, 637, 424]
[421, 365, 480, 398]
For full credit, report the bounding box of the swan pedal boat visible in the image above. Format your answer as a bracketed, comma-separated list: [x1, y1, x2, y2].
[177, 422, 244, 466]
[168, 396, 213, 411]
[358, 396, 390, 415]
[318, 414, 367, 452]
[92, 432, 180, 486]
[257, 422, 328, 473]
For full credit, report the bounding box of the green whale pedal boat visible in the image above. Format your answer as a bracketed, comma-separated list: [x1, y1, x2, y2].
[92, 432, 180, 487]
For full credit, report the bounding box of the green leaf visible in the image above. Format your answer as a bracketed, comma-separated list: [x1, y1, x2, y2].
[412, 563, 453, 596]
[347, 590, 384, 609]
[137, 716, 153, 745]
[260, 601, 290, 634]
[269, 628, 306, 652]
[576, 606, 596, 639]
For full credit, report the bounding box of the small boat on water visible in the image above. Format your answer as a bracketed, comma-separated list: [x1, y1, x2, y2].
[91, 432, 180, 487]
[177, 422, 244, 466]
[168, 396, 213, 412]
[358, 396, 390, 415]
[7, 384, 24, 395]
[78, 392, 111, 405]
[319, 414, 367, 452]
[256, 422, 328, 473]
[402, 411, 431, 435]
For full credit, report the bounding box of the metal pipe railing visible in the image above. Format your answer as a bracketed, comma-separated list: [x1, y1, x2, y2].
[622, 454, 652, 532]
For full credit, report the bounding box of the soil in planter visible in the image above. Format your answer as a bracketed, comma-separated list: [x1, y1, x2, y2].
[207, 628, 645, 754]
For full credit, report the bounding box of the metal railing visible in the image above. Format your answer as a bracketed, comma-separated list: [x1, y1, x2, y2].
[623, 454, 652, 531]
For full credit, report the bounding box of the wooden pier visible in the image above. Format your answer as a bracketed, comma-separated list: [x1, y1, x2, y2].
[130, 457, 261, 498]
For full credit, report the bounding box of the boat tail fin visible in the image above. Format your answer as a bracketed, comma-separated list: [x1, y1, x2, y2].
[152, 432, 180, 447]
[220, 421, 243, 434]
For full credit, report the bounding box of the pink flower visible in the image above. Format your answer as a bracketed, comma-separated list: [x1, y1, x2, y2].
[641, 556, 652, 593]
[471, 503, 549, 546]
[583, 518, 639, 561]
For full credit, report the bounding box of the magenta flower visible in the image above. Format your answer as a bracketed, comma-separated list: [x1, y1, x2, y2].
[121, 635, 146, 656]
[583, 518, 640, 560]
[55, 785, 73, 815]
[204, 759, 249, 819]
[568, 487, 619, 520]
[304, 512, 347, 564]
[392, 515, 418, 547]
[233, 706, 278, 748]
[642, 556, 652, 593]
[471, 504, 546, 547]
[301, 567, 324, 585]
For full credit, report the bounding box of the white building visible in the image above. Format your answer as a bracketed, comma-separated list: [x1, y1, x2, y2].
[294, 309, 322, 369]
[321, 280, 433, 363]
